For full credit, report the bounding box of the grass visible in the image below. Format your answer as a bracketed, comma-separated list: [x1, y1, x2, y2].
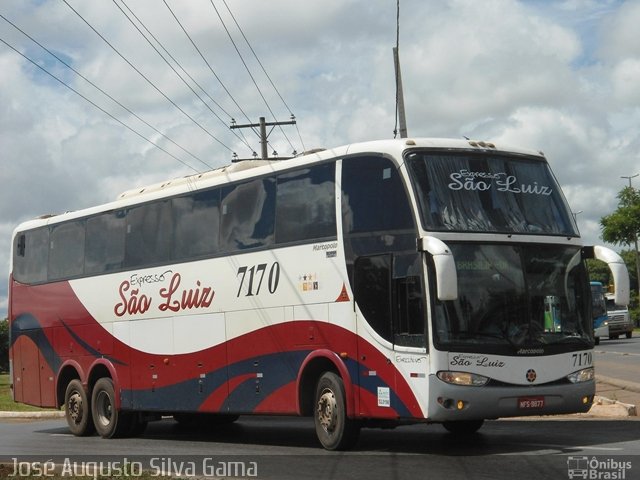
[0, 374, 58, 412]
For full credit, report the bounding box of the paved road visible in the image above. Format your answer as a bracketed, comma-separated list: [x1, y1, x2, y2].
[595, 336, 640, 385]
[1, 416, 639, 480]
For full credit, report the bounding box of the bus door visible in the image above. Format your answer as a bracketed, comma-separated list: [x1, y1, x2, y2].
[353, 252, 428, 418]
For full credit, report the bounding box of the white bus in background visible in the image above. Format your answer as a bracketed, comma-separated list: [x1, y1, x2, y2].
[9, 138, 630, 450]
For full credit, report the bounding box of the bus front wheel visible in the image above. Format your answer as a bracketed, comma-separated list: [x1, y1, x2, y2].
[64, 379, 95, 436]
[91, 378, 133, 438]
[314, 372, 360, 450]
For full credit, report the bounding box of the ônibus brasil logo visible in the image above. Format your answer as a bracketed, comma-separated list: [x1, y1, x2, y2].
[567, 456, 632, 480]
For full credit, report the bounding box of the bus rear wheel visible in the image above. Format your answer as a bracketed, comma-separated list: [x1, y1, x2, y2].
[64, 379, 95, 436]
[91, 378, 133, 438]
[314, 372, 360, 450]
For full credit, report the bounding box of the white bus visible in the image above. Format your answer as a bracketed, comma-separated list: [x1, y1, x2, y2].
[9, 138, 629, 450]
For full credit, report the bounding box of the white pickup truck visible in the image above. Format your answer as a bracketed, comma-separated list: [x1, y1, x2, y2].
[605, 293, 634, 339]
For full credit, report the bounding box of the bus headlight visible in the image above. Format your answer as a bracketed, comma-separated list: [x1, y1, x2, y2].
[567, 367, 594, 384]
[437, 371, 489, 386]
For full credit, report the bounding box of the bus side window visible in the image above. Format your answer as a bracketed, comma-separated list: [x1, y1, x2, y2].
[220, 177, 276, 251]
[13, 228, 49, 284]
[275, 163, 336, 244]
[85, 211, 126, 274]
[354, 255, 393, 343]
[342, 156, 414, 235]
[124, 200, 172, 268]
[172, 189, 221, 259]
[48, 221, 86, 280]
[393, 253, 427, 348]
[354, 253, 427, 348]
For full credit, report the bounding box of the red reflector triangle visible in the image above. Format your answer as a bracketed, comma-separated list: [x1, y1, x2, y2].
[335, 283, 350, 302]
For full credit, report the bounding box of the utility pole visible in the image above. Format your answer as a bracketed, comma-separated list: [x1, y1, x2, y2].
[393, 47, 408, 139]
[230, 116, 296, 160]
[621, 173, 640, 316]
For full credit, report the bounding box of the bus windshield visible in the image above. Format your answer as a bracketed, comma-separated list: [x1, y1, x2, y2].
[433, 243, 592, 352]
[406, 151, 577, 236]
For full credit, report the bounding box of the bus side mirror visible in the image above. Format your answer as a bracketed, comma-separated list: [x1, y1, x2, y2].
[418, 236, 458, 301]
[590, 245, 630, 306]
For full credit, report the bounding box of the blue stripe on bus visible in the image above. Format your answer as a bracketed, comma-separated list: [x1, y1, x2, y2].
[11, 313, 62, 373]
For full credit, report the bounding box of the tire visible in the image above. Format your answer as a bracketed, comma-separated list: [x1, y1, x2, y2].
[594, 337, 600, 345]
[91, 378, 133, 438]
[314, 372, 360, 450]
[443, 419, 484, 435]
[625, 331, 632, 339]
[64, 379, 95, 436]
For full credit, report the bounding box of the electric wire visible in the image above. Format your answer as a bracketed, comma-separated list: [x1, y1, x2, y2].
[114, 0, 254, 153]
[221, 0, 305, 152]
[209, 0, 296, 154]
[0, 12, 209, 170]
[0, 37, 202, 174]
[162, 0, 255, 132]
[62, 0, 232, 160]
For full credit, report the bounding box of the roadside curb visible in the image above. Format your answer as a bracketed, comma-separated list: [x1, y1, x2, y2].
[596, 374, 640, 394]
[0, 410, 64, 419]
[590, 396, 637, 417]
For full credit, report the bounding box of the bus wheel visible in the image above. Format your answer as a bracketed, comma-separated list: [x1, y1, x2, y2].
[595, 337, 600, 345]
[91, 378, 132, 438]
[442, 419, 484, 435]
[314, 372, 360, 450]
[64, 379, 95, 436]
[625, 331, 632, 339]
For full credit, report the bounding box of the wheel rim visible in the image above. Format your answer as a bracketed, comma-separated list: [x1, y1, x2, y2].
[317, 387, 338, 434]
[94, 390, 113, 428]
[67, 391, 83, 424]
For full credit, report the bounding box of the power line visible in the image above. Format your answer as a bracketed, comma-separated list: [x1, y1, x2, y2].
[0, 12, 209, 170]
[209, 0, 296, 154]
[162, 0, 255, 131]
[62, 0, 232, 159]
[0, 36, 202, 174]
[114, 0, 254, 154]
[221, 0, 292, 115]
[221, 0, 305, 153]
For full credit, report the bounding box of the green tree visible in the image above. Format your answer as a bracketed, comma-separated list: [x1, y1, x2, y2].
[600, 185, 640, 320]
[0, 319, 8, 373]
[586, 258, 611, 285]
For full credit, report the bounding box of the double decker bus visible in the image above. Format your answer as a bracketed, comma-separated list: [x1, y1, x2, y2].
[9, 138, 629, 450]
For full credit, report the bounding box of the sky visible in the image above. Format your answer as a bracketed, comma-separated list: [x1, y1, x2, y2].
[1, 0, 640, 317]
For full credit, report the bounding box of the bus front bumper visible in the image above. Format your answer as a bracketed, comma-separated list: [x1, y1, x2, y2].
[427, 375, 595, 422]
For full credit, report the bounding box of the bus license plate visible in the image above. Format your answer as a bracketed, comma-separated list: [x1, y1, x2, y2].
[518, 396, 545, 409]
